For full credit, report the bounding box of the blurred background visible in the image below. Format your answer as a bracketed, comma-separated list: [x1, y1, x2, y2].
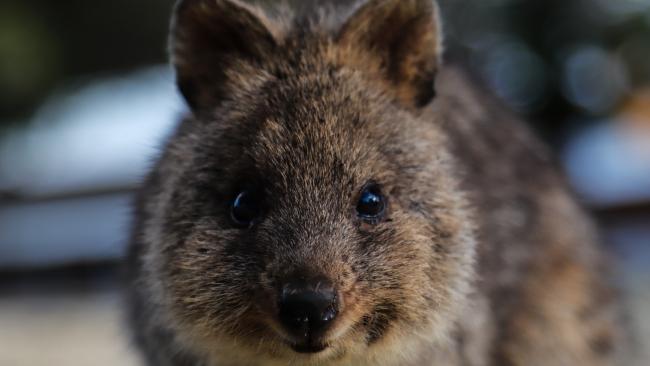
[0, 0, 648, 365]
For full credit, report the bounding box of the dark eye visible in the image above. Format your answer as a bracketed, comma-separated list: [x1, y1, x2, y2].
[356, 184, 386, 221]
[230, 190, 262, 227]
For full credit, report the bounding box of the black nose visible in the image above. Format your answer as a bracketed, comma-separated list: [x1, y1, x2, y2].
[278, 279, 338, 340]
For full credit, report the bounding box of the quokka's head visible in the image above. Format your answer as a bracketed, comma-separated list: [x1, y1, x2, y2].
[142, 0, 476, 364]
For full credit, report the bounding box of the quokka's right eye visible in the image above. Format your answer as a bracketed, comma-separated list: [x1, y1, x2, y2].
[230, 190, 262, 228]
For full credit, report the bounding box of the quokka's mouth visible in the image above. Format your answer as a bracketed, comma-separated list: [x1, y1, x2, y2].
[288, 341, 329, 354]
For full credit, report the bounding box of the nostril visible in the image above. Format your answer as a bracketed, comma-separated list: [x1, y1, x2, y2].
[321, 304, 337, 323]
[278, 284, 338, 339]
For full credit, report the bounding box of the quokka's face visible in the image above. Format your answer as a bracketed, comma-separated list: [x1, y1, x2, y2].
[143, 0, 476, 364]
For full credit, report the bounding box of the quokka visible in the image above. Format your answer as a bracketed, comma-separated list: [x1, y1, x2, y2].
[127, 0, 626, 365]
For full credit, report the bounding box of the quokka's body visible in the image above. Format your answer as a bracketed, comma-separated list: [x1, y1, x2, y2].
[126, 0, 626, 365]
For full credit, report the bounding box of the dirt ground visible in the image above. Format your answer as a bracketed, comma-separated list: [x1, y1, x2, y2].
[0, 268, 141, 366]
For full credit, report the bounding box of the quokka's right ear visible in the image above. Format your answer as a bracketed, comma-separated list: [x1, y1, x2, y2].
[171, 0, 278, 111]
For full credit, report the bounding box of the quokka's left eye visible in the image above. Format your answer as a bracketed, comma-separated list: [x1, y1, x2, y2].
[230, 190, 262, 228]
[356, 183, 386, 222]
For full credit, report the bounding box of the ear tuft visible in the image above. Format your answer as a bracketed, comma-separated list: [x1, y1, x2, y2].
[337, 0, 443, 108]
[171, 0, 277, 111]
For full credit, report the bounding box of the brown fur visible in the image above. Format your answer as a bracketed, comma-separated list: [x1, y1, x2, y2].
[126, 1, 626, 365]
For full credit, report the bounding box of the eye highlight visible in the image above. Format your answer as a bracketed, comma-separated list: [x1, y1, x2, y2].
[356, 183, 386, 222]
[230, 190, 262, 228]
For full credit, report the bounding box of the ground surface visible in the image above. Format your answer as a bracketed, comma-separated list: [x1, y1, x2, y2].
[0, 266, 141, 366]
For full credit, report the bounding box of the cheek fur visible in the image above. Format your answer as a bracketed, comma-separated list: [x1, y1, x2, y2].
[353, 206, 473, 335]
[162, 228, 263, 335]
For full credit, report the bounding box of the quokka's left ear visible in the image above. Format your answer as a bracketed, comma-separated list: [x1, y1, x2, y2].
[170, 0, 278, 112]
[337, 0, 443, 109]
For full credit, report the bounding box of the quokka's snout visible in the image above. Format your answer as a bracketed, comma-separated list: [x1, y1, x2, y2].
[257, 255, 363, 355]
[276, 274, 338, 353]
